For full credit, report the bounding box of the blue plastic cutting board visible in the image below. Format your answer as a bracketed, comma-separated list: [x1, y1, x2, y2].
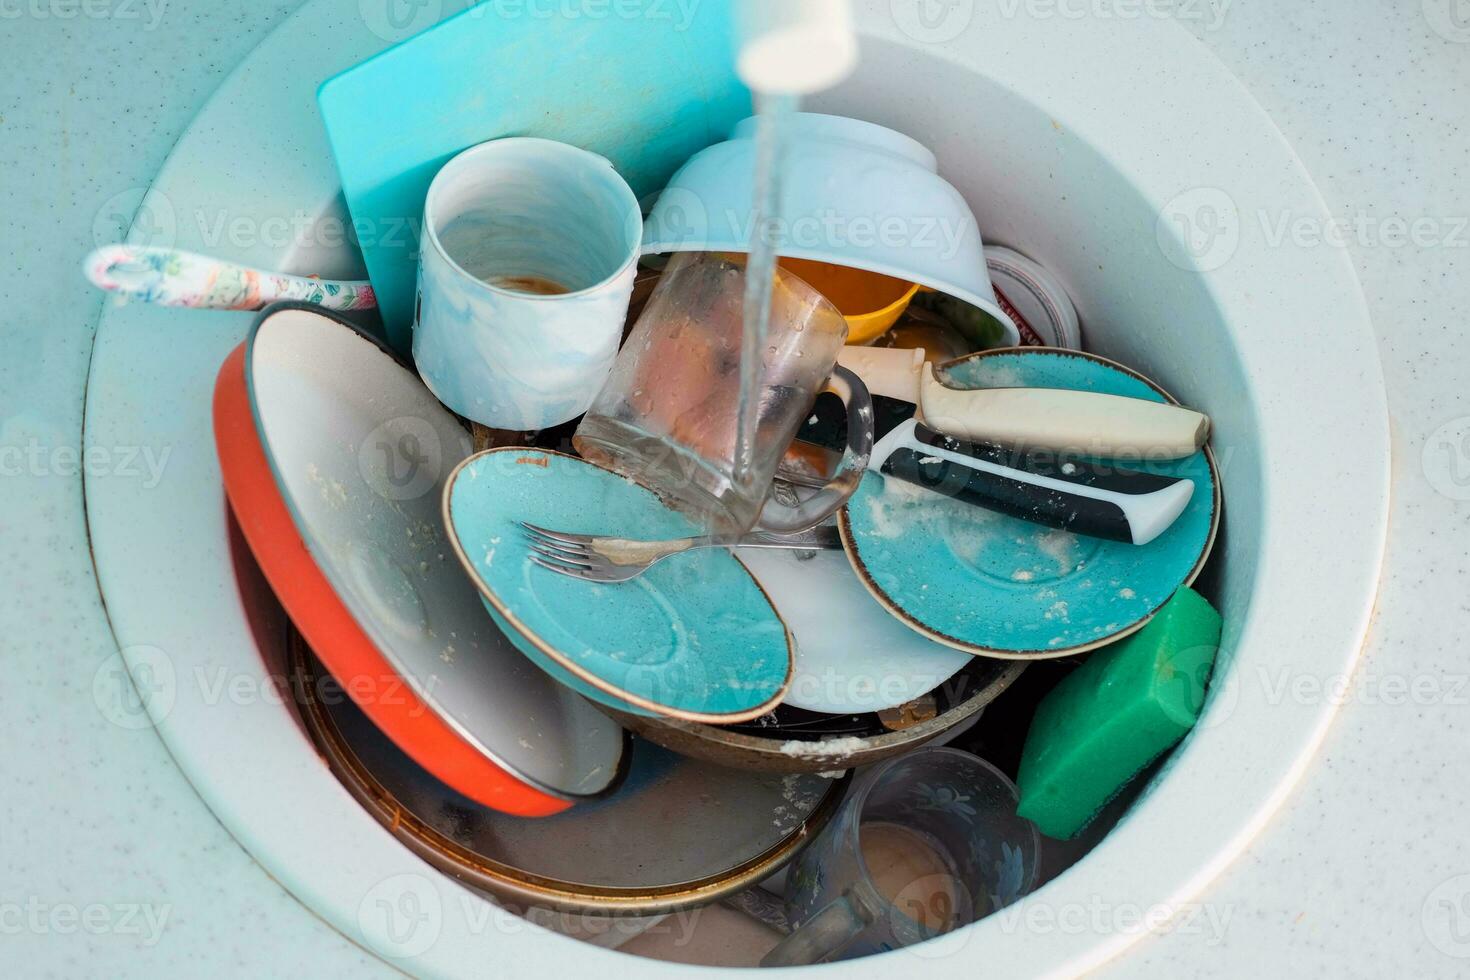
[317, 0, 748, 352]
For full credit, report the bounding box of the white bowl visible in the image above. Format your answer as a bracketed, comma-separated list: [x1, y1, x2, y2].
[643, 112, 1021, 346]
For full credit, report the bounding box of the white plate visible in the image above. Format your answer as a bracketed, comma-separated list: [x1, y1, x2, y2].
[738, 548, 970, 714]
[242, 305, 626, 802]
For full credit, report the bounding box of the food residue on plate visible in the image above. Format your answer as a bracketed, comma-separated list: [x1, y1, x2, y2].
[778, 736, 868, 759]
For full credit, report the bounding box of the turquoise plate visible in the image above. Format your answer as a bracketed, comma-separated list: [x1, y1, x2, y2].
[444, 448, 794, 723]
[839, 348, 1221, 659]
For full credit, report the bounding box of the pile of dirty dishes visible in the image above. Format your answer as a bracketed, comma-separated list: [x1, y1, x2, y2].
[182, 112, 1225, 963]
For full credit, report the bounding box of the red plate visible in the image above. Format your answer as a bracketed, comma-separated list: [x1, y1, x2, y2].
[213, 304, 626, 816]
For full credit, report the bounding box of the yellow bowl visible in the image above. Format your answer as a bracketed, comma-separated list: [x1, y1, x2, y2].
[778, 258, 921, 345]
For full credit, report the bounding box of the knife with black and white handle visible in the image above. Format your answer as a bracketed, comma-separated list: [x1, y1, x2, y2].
[870, 418, 1196, 545]
[838, 346, 1210, 459]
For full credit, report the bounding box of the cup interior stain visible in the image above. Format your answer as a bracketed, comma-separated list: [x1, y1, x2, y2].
[487, 274, 572, 296]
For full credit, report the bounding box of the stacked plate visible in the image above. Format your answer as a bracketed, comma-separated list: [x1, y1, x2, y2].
[217, 305, 857, 912]
[214, 304, 628, 815]
[288, 631, 845, 914]
[213, 304, 1220, 910]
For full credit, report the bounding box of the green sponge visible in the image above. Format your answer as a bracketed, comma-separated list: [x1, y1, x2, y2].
[1016, 588, 1223, 840]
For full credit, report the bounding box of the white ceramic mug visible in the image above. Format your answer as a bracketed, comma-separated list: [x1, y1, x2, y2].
[413, 138, 642, 431]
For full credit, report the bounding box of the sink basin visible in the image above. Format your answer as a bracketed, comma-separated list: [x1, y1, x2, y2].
[83, 1, 1388, 975]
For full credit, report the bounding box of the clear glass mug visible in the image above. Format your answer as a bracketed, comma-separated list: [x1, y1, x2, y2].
[762, 747, 1042, 966]
[573, 252, 873, 537]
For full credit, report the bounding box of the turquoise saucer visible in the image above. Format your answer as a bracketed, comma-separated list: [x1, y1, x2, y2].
[444, 448, 794, 723]
[839, 348, 1220, 659]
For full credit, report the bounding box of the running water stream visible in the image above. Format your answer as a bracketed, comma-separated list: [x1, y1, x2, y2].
[732, 92, 797, 493]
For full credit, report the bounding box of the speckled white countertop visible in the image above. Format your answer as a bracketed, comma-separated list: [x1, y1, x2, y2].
[1, 1, 1465, 975]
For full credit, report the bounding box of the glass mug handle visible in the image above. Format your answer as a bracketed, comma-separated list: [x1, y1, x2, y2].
[756, 365, 875, 534]
[761, 891, 875, 967]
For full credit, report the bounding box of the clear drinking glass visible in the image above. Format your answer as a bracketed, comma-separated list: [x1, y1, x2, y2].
[573, 252, 873, 538]
[762, 747, 1042, 965]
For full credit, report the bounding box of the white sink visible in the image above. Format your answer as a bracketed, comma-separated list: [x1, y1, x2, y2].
[84, 1, 1388, 975]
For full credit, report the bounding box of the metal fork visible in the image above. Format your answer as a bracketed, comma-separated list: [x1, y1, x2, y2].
[520, 522, 842, 583]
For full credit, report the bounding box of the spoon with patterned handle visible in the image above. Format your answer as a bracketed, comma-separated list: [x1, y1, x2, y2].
[84, 244, 376, 312]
